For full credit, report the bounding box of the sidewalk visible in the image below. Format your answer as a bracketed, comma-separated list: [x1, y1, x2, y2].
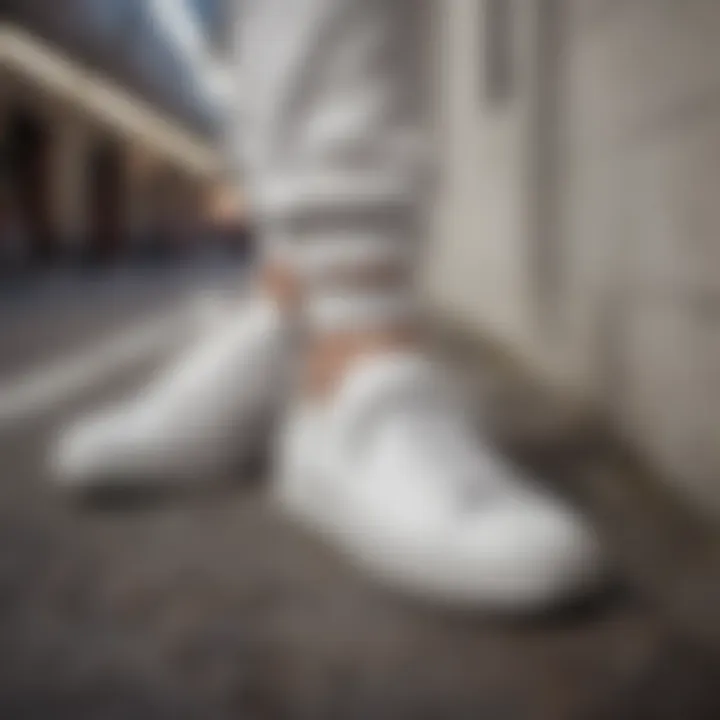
[0, 319, 719, 719]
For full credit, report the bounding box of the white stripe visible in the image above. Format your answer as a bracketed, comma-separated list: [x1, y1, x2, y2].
[0, 304, 192, 429]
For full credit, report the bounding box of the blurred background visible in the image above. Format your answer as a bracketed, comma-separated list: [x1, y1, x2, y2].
[2, 1, 720, 718]
[0, 0, 241, 273]
[425, 0, 720, 519]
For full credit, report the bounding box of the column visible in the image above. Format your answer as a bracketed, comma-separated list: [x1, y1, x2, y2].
[50, 111, 90, 258]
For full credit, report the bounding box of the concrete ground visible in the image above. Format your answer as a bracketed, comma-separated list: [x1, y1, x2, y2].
[1, 266, 719, 719]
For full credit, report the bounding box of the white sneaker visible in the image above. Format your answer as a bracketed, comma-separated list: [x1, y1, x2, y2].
[276, 353, 606, 611]
[51, 299, 292, 491]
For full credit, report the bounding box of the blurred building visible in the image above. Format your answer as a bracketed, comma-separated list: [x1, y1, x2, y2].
[428, 0, 720, 515]
[0, 0, 235, 264]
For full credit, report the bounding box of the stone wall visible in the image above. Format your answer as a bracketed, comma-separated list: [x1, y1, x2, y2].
[428, 0, 720, 514]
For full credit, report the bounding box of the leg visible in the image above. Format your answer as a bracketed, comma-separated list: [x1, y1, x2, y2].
[238, 0, 430, 370]
[239, 0, 607, 610]
[49, 1, 302, 490]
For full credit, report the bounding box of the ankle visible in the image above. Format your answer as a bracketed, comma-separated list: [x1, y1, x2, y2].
[303, 327, 419, 399]
[259, 263, 301, 313]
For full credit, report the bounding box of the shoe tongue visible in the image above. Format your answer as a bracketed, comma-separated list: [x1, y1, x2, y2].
[329, 353, 454, 445]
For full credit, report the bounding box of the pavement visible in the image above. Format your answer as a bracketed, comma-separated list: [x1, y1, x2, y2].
[0, 265, 719, 719]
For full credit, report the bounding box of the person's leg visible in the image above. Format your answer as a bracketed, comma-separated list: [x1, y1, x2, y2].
[240, 0, 606, 610]
[49, 1, 314, 491]
[239, 0, 429, 388]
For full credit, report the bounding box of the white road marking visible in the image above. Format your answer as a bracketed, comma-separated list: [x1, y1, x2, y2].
[0, 303, 194, 429]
